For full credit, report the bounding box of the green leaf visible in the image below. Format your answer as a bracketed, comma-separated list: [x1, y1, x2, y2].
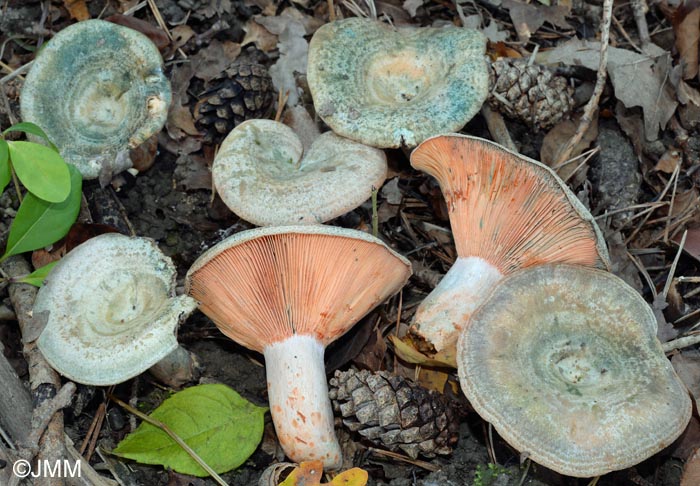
[14, 261, 58, 287]
[2, 165, 81, 260]
[0, 139, 10, 194]
[8, 141, 71, 202]
[2, 122, 57, 150]
[113, 384, 266, 477]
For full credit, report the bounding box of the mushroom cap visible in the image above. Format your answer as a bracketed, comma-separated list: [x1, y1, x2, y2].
[410, 134, 610, 272]
[457, 264, 692, 478]
[307, 18, 488, 148]
[20, 19, 171, 180]
[212, 119, 387, 226]
[185, 225, 411, 352]
[36, 233, 196, 386]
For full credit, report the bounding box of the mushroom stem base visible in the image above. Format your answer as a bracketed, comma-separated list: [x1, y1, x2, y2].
[411, 256, 502, 358]
[263, 335, 342, 469]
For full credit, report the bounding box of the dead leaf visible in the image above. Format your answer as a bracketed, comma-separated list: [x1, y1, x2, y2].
[673, 349, 700, 407]
[416, 367, 450, 394]
[380, 177, 402, 205]
[106, 14, 169, 52]
[540, 39, 677, 141]
[31, 223, 121, 269]
[673, 416, 700, 461]
[402, 0, 425, 17]
[191, 39, 242, 82]
[352, 328, 387, 371]
[481, 19, 509, 42]
[129, 134, 159, 172]
[64, 0, 90, 20]
[682, 448, 700, 486]
[171, 25, 195, 52]
[675, 226, 700, 263]
[501, 0, 571, 42]
[261, 16, 309, 106]
[242, 18, 279, 52]
[389, 334, 455, 368]
[673, 5, 700, 80]
[279, 7, 325, 35]
[540, 112, 598, 182]
[278, 461, 369, 486]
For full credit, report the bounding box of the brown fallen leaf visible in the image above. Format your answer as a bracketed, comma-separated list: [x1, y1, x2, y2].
[674, 226, 700, 263]
[242, 18, 278, 52]
[682, 448, 700, 486]
[501, 0, 572, 42]
[64, 0, 90, 20]
[106, 14, 170, 52]
[672, 349, 700, 408]
[540, 39, 677, 141]
[129, 134, 159, 172]
[673, 4, 700, 80]
[540, 112, 598, 183]
[191, 39, 242, 82]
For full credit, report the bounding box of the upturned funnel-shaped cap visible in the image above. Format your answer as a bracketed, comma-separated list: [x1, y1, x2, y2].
[21, 19, 171, 180]
[411, 134, 610, 271]
[307, 18, 488, 148]
[185, 225, 411, 352]
[36, 234, 196, 385]
[458, 264, 692, 477]
[213, 120, 387, 226]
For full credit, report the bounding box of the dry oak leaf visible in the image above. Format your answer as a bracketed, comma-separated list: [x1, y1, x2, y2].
[501, 0, 571, 42]
[540, 39, 677, 141]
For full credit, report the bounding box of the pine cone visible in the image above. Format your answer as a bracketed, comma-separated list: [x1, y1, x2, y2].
[488, 58, 575, 131]
[194, 63, 274, 143]
[329, 369, 460, 459]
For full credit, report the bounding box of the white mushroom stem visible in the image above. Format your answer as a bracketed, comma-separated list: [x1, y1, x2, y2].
[412, 256, 503, 354]
[263, 334, 342, 469]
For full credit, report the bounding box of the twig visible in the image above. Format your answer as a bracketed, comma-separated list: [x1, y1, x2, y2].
[146, 0, 187, 59]
[108, 395, 229, 486]
[0, 60, 32, 85]
[371, 186, 379, 237]
[480, 105, 517, 153]
[24, 383, 76, 452]
[367, 447, 440, 471]
[328, 0, 336, 21]
[554, 0, 612, 166]
[274, 89, 289, 122]
[630, 0, 651, 48]
[662, 332, 700, 353]
[611, 15, 642, 53]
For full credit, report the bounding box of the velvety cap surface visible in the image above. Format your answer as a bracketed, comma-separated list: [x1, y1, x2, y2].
[21, 19, 171, 179]
[307, 18, 488, 148]
[213, 119, 387, 226]
[457, 264, 692, 477]
[36, 233, 196, 385]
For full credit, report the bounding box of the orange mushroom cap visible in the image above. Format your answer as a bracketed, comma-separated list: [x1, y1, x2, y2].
[185, 225, 411, 353]
[410, 134, 610, 271]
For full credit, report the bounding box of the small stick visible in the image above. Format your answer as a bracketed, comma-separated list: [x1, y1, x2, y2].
[371, 185, 378, 237]
[663, 333, 700, 353]
[630, 0, 651, 48]
[367, 447, 440, 472]
[109, 395, 229, 486]
[555, 0, 612, 166]
[328, 0, 336, 21]
[274, 89, 290, 122]
[0, 61, 32, 85]
[146, 0, 187, 59]
[480, 105, 517, 153]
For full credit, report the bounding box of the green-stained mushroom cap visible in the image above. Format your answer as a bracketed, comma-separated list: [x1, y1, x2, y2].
[213, 119, 387, 226]
[457, 264, 691, 478]
[21, 19, 171, 180]
[36, 233, 196, 386]
[307, 18, 488, 148]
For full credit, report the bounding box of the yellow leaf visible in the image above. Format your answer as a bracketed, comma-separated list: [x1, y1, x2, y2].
[279, 461, 323, 486]
[327, 468, 369, 486]
[389, 335, 455, 368]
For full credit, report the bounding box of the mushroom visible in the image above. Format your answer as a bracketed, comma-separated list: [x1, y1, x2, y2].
[36, 233, 197, 386]
[212, 119, 387, 226]
[457, 264, 692, 477]
[307, 18, 488, 148]
[185, 225, 411, 468]
[20, 19, 171, 180]
[407, 134, 610, 364]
